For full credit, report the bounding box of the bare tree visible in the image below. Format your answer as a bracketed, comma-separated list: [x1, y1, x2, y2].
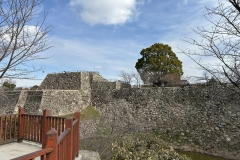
[132, 71, 142, 88]
[118, 70, 133, 84]
[180, 0, 240, 93]
[0, 0, 51, 114]
[0, 0, 52, 79]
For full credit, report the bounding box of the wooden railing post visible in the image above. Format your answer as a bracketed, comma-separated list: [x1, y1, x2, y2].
[45, 128, 58, 160]
[42, 109, 50, 148]
[18, 107, 24, 142]
[74, 111, 80, 157]
[66, 118, 73, 160]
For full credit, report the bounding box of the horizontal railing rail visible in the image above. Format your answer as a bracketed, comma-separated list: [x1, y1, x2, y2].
[11, 147, 54, 160]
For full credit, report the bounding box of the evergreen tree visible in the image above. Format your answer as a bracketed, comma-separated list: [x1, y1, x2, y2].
[135, 43, 183, 85]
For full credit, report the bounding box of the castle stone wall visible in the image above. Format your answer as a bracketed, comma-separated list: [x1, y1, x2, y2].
[91, 86, 240, 159]
[0, 91, 21, 114]
[1, 71, 240, 159]
[40, 72, 81, 90]
[92, 82, 116, 90]
[23, 91, 43, 114]
[92, 72, 107, 82]
[39, 90, 85, 115]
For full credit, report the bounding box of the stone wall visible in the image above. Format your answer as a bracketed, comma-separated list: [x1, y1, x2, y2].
[23, 91, 43, 114]
[92, 82, 117, 90]
[92, 81, 131, 90]
[0, 71, 130, 115]
[92, 72, 107, 82]
[0, 91, 21, 114]
[40, 72, 82, 90]
[0, 90, 88, 115]
[1, 71, 240, 159]
[91, 85, 240, 159]
[40, 71, 107, 90]
[39, 90, 85, 115]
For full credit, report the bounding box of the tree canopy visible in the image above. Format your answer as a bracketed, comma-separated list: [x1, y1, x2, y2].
[2, 81, 16, 89]
[135, 43, 183, 85]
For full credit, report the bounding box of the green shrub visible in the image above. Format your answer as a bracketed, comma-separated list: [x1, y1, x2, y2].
[112, 133, 191, 160]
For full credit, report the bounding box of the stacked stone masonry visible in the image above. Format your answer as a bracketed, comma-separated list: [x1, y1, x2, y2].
[91, 86, 240, 159]
[0, 72, 240, 159]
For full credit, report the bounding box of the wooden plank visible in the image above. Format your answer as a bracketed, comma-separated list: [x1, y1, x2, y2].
[4, 116, 7, 140]
[9, 116, 12, 140]
[36, 116, 39, 142]
[51, 118, 54, 129]
[11, 147, 53, 160]
[61, 119, 64, 133]
[26, 115, 29, 140]
[33, 116, 36, 141]
[57, 119, 59, 135]
[14, 115, 16, 139]
[54, 118, 58, 132]
[39, 117, 42, 143]
[30, 116, 33, 140]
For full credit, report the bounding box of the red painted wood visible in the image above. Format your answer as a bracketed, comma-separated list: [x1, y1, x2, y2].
[18, 107, 24, 142]
[11, 147, 54, 160]
[9, 116, 12, 140]
[4, 116, 7, 140]
[74, 111, 80, 157]
[45, 128, 58, 160]
[66, 118, 73, 160]
[1, 109, 81, 160]
[42, 109, 50, 148]
[14, 115, 17, 139]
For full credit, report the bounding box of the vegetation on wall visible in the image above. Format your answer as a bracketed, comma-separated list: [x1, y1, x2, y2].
[112, 133, 191, 160]
[80, 106, 100, 121]
[63, 106, 100, 121]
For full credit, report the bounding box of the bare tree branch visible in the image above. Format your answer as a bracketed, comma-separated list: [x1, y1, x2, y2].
[180, 0, 240, 93]
[118, 70, 133, 84]
[0, 0, 52, 79]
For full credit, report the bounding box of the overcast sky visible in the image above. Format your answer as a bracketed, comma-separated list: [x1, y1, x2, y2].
[15, 0, 218, 87]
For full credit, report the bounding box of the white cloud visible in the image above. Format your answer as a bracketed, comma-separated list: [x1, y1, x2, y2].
[94, 66, 104, 70]
[69, 0, 138, 25]
[177, 0, 188, 8]
[1, 25, 41, 42]
[183, 0, 188, 5]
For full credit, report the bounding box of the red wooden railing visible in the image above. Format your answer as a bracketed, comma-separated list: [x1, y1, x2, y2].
[0, 107, 80, 160]
[0, 114, 19, 144]
[11, 147, 54, 160]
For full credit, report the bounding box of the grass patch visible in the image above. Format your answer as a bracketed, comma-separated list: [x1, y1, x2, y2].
[97, 121, 112, 135]
[62, 106, 100, 121]
[81, 106, 100, 121]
